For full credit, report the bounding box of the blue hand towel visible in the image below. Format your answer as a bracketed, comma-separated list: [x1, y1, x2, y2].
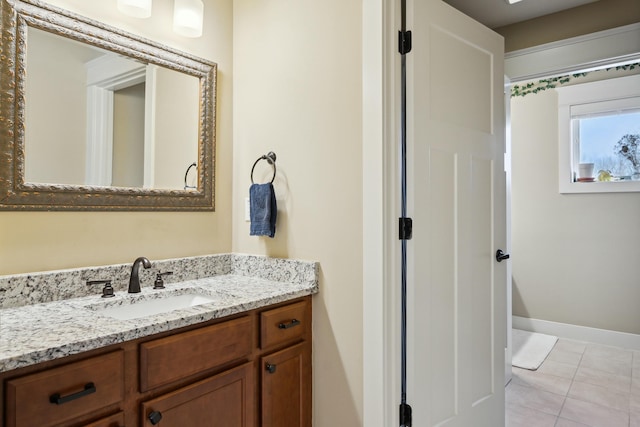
[250, 183, 277, 238]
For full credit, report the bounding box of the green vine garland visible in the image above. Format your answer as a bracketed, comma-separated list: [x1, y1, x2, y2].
[510, 62, 639, 98]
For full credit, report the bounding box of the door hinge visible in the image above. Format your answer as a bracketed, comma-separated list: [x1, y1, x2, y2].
[398, 30, 412, 55]
[399, 217, 413, 240]
[399, 402, 412, 426]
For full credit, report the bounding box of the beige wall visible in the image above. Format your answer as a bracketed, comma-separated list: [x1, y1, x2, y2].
[153, 67, 200, 190]
[232, 0, 364, 425]
[496, 0, 640, 52]
[112, 83, 145, 188]
[510, 86, 640, 335]
[0, 0, 233, 274]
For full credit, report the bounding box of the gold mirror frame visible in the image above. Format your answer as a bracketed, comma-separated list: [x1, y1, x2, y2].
[0, 0, 216, 211]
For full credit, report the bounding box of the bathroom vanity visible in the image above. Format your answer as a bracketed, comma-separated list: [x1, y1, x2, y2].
[0, 254, 317, 427]
[0, 2, 316, 422]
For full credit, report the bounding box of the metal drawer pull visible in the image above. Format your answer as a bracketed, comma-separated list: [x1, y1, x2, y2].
[278, 319, 300, 329]
[266, 363, 277, 374]
[49, 382, 96, 405]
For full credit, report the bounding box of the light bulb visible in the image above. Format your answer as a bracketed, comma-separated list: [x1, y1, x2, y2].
[117, 0, 152, 18]
[173, 0, 204, 38]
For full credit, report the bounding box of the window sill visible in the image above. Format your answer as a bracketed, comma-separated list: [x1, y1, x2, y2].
[559, 180, 640, 194]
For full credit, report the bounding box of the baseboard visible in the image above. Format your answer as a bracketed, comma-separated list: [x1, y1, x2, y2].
[512, 316, 640, 351]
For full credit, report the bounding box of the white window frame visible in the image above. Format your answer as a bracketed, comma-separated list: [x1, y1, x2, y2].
[557, 74, 640, 193]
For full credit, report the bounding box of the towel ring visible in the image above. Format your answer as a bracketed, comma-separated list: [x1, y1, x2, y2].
[251, 152, 277, 184]
[184, 162, 197, 190]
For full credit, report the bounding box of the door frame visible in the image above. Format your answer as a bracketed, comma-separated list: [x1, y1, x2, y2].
[504, 75, 513, 386]
[362, 0, 398, 426]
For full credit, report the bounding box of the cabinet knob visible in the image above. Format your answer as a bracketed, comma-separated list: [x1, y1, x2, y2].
[148, 410, 163, 425]
[265, 363, 277, 374]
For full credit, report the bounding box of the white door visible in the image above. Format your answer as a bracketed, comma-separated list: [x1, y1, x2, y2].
[406, 0, 507, 425]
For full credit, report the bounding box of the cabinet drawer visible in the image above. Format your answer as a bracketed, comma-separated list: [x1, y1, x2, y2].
[140, 316, 253, 392]
[260, 300, 309, 349]
[5, 351, 124, 427]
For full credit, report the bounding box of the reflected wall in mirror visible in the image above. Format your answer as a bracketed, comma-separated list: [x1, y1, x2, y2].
[25, 27, 200, 191]
[0, 0, 216, 210]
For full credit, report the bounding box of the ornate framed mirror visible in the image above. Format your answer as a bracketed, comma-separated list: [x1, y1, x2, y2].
[0, 0, 216, 210]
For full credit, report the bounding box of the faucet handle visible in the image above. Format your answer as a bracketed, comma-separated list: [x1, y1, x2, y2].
[153, 272, 173, 289]
[87, 280, 115, 298]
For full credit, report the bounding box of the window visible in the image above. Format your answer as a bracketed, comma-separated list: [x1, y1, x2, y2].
[558, 74, 640, 193]
[572, 102, 640, 179]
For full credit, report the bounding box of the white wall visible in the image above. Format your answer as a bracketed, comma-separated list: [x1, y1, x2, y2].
[511, 85, 640, 335]
[232, 1, 364, 424]
[24, 28, 88, 185]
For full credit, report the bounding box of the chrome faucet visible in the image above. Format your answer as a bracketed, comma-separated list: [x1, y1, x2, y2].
[129, 257, 151, 293]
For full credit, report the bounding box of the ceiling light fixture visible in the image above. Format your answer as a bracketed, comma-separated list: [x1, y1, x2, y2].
[117, 0, 152, 18]
[173, 0, 204, 38]
[506, 0, 523, 3]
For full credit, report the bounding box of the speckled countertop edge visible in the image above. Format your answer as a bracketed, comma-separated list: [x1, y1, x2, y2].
[0, 255, 319, 373]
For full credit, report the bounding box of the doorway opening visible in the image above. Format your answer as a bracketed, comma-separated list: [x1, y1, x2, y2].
[504, 24, 640, 425]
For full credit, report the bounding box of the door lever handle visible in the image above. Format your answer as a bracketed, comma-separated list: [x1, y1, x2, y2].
[496, 249, 510, 262]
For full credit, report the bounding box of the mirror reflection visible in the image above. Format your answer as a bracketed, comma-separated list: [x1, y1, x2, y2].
[24, 27, 200, 191]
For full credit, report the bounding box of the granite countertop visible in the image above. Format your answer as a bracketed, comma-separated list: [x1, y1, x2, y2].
[0, 255, 318, 373]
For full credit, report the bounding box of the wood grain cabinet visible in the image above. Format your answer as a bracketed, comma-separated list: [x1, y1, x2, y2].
[141, 363, 254, 427]
[139, 316, 253, 392]
[0, 296, 312, 427]
[5, 351, 124, 427]
[260, 301, 312, 427]
[83, 412, 126, 427]
[261, 343, 311, 427]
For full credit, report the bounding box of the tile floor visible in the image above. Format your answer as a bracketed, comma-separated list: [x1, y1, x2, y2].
[506, 338, 640, 427]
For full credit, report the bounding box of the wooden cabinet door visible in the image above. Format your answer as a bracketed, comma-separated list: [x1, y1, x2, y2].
[141, 363, 254, 427]
[261, 342, 311, 427]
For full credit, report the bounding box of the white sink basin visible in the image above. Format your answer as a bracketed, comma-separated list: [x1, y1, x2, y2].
[92, 293, 216, 320]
